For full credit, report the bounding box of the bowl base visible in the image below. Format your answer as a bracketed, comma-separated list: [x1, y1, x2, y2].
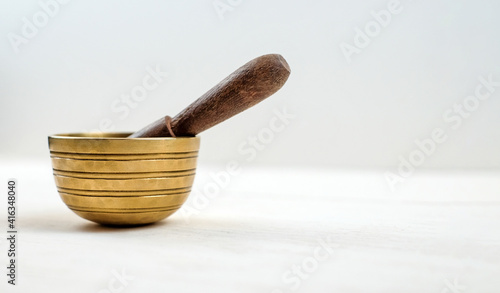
[71, 209, 178, 226]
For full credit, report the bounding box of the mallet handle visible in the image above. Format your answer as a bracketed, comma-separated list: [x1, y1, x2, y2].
[129, 54, 290, 138]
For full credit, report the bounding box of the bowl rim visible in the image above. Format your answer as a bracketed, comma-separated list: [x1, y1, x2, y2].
[48, 132, 199, 140]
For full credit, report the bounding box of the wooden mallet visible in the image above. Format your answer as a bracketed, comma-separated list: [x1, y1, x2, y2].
[129, 54, 291, 138]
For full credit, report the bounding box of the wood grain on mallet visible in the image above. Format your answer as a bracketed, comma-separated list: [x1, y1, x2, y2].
[129, 54, 291, 138]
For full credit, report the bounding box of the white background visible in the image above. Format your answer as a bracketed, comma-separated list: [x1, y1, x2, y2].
[2, 0, 500, 169]
[1, 2, 500, 293]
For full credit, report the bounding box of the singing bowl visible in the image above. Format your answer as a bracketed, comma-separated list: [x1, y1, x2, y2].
[48, 133, 200, 226]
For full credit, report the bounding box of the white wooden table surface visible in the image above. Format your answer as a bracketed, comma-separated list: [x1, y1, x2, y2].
[1, 158, 499, 293]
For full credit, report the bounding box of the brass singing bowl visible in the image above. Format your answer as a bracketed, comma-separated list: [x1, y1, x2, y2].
[48, 133, 200, 226]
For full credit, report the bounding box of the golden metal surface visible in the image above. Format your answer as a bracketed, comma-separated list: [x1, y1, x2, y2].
[53, 174, 196, 190]
[71, 210, 179, 226]
[53, 169, 196, 179]
[49, 133, 200, 154]
[59, 192, 190, 209]
[48, 132, 200, 226]
[50, 157, 198, 172]
[50, 151, 198, 160]
[56, 186, 192, 197]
